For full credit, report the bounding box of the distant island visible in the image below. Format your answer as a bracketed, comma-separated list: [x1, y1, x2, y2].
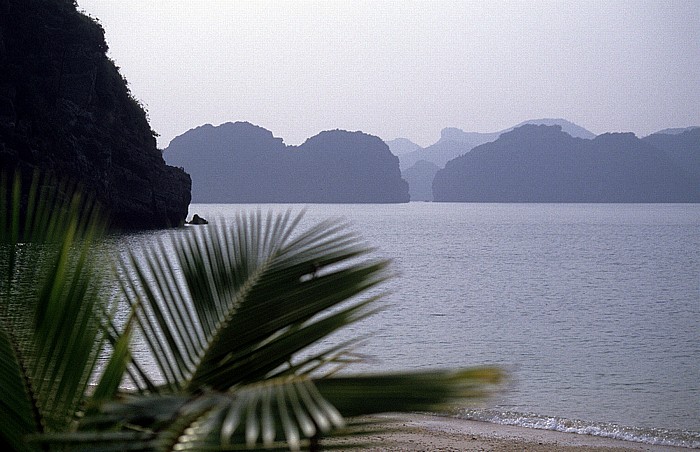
[389, 118, 596, 171]
[432, 124, 700, 203]
[402, 160, 440, 202]
[164, 122, 409, 203]
[389, 118, 599, 201]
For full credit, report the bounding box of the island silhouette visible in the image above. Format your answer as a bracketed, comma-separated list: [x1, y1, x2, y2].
[166, 121, 698, 203]
[164, 122, 409, 203]
[432, 124, 700, 203]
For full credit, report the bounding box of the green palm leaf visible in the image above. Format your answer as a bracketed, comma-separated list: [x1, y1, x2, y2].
[0, 326, 36, 452]
[3, 173, 504, 451]
[120, 211, 389, 393]
[82, 210, 503, 450]
[58, 368, 500, 451]
[0, 171, 109, 449]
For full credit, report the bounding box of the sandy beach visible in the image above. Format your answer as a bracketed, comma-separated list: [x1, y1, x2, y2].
[325, 414, 688, 451]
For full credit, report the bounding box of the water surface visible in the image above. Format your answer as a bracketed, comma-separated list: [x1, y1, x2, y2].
[111, 203, 700, 447]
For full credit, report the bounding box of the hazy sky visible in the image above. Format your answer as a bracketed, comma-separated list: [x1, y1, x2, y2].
[77, 0, 699, 148]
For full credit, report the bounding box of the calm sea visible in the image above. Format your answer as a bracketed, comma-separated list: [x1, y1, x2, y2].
[114, 203, 700, 448]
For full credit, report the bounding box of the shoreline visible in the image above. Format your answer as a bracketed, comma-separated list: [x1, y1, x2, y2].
[326, 413, 689, 451]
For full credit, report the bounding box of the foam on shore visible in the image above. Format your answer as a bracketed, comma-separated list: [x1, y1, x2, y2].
[326, 413, 691, 451]
[459, 410, 700, 449]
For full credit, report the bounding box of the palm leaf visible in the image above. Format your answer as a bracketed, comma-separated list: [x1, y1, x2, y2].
[0, 171, 109, 448]
[71, 210, 504, 451]
[316, 367, 503, 416]
[119, 211, 389, 393]
[0, 325, 37, 452]
[2, 178, 504, 451]
[58, 366, 501, 451]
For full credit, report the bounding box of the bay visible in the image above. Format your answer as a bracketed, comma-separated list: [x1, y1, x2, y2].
[112, 202, 700, 447]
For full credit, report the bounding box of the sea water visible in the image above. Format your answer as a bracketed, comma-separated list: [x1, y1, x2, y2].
[111, 203, 700, 448]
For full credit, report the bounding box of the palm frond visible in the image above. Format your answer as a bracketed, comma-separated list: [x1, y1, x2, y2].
[89, 209, 505, 450]
[316, 367, 504, 416]
[62, 377, 343, 451]
[0, 326, 37, 452]
[2, 174, 505, 451]
[0, 171, 109, 448]
[90, 313, 134, 407]
[119, 211, 389, 392]
[63, 366, 502, 451]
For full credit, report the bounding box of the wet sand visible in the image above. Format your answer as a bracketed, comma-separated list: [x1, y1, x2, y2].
[325, 413, 688, 451]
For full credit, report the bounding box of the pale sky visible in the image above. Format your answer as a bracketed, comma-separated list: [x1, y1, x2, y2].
[77, 0, 700, 148]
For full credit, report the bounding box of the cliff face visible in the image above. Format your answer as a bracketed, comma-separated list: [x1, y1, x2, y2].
[433, 124, 700, 203]
[165, 122, 409, 203]
[0, 0, 191, 229]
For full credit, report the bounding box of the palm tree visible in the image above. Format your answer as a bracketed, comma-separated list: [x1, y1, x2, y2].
[1, 172, 502, 451]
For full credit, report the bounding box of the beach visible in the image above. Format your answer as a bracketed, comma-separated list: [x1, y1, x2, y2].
[325, 414, 688, 451]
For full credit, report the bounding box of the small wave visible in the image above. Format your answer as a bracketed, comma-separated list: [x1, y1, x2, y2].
[458, 409, 700, 449]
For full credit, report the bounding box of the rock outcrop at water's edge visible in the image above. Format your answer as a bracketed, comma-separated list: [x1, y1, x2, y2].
[0, 0, 191, 229]
[164, 122, 409, 203]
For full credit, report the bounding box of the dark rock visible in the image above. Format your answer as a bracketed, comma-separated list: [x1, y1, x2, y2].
[0, 0, 191, 229]
[188, 214, 208, 225]
[0, 25, 6, 66]
[0, 95, 14, 128]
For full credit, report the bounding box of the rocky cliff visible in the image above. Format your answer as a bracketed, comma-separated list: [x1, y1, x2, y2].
[165, 122, 409, 203]
[0, 0, 191, 229]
